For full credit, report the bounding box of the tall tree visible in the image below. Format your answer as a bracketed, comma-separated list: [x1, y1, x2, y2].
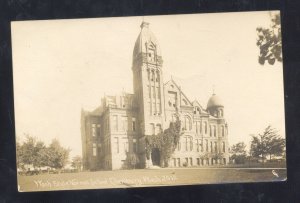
[230, 142, 247, 164]
[47, 139, 71, 169]
[250, 126, 285, 162]
[256, 13, 282, 65]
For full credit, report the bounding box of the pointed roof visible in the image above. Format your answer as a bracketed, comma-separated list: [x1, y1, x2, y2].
[164, 79, 193, 106]
[133, 22, 162, 59]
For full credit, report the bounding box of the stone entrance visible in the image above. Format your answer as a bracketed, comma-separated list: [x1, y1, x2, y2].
[151, 148, 160, 166]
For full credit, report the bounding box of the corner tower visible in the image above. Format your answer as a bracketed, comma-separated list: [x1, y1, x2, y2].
[132, 22, 165, 147]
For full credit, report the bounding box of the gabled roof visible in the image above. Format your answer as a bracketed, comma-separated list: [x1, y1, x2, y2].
[164, 78, 193, 106]
[192, 100, 203, 109]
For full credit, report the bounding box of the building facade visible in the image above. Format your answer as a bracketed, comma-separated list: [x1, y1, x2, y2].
[81, 22, 229, 170]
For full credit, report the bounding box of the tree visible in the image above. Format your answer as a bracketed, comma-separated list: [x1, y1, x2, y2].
[145, 115, 182, 167]
[16, 139, 23, 169]
[71, 155, 82, 171]
[47, 139, 71, 169]
[250, 126, 285, 162]
[17, 134, 48, 169]
[256, 13, 282, 65]
[230, 142, 247, 164]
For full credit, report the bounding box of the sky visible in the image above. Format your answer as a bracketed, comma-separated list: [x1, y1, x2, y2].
[11, 11, 284, 158]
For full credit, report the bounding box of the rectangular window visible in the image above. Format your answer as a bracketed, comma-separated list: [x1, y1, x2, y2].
[92, 124, 96, 137]
[132, 117, 136, 131]
[177, 158, 181, 166]
[114, 137, 119, 153]
[206, 140, 208, 152]
[157, 102, 161, 114]
[210, 141, 213, 152]
[156, 87, 160, 98]
[92, 143, 97, 156]
[133, 142, 137, 153]
[196, 139, 199, 152]
[121, 116, 128, 131]
[123, 138, 129, 153]
[112, 115, 118, 131]
[177, 142, 181, 151]
[168, 91, 177, 109]
[185, 137, 188, 151]
[197, 158, 200, 165]
[150, 123, 155, 135]
[214, 126, 217, 137]
[173, 158, 176, 167]
[190, 158, 193, 166]
[148, 85, 151, 98]
[152, 86, 155, 97]
[214, 142, 217, 152]
[200, 122, 202, 134]
[156, 124, 162, 134]
[222, 126, 225, 137]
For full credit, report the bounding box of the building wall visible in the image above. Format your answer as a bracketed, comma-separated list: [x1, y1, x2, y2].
[81, 23, 229, 170]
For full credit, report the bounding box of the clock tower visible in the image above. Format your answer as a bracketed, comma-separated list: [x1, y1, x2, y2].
[132, 22, 165, 166]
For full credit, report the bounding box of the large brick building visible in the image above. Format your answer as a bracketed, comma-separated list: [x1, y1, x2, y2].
[81, 22, 229, 170]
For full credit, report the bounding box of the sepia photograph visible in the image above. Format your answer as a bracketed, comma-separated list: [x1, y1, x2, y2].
[11, 11, 286, 192]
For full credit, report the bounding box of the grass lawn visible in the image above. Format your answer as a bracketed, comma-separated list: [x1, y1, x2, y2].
[18, 168, 287, 192]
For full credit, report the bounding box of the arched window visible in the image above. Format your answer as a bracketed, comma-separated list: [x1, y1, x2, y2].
[219, 109, 223, 117]
[222, 142, 226, 152]
[151, 70, 155, 81]
[184, 116, 192, 130]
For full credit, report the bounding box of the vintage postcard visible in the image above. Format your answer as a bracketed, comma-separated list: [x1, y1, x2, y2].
[12, 11, 286, 192]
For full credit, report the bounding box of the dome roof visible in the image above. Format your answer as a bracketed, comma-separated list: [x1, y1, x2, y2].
[133, 22, 161, 59]
[207, 94, 224, 109]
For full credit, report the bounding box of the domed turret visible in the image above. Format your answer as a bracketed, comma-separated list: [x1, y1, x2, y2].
[207, 94, 224, 118]
[133, 22, 162, 64]
[207, 94, 223, 109]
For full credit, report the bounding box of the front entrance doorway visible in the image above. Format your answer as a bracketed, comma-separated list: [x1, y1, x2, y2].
[151, 148, 160, 166]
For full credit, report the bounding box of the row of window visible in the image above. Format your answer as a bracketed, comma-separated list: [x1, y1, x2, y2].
[113, 137, 138, 154]
[148, 101, 161, 116]
[176, 138, 226, 153]
[147, 68, 160, 82]
[91, 124, 101, 137]
[172, 157, 227, 167]
[147, 85, 161, 98]
[150, 123, 162, 135]
[173, 116, 226, 137]
[111, 116, 136, 132]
